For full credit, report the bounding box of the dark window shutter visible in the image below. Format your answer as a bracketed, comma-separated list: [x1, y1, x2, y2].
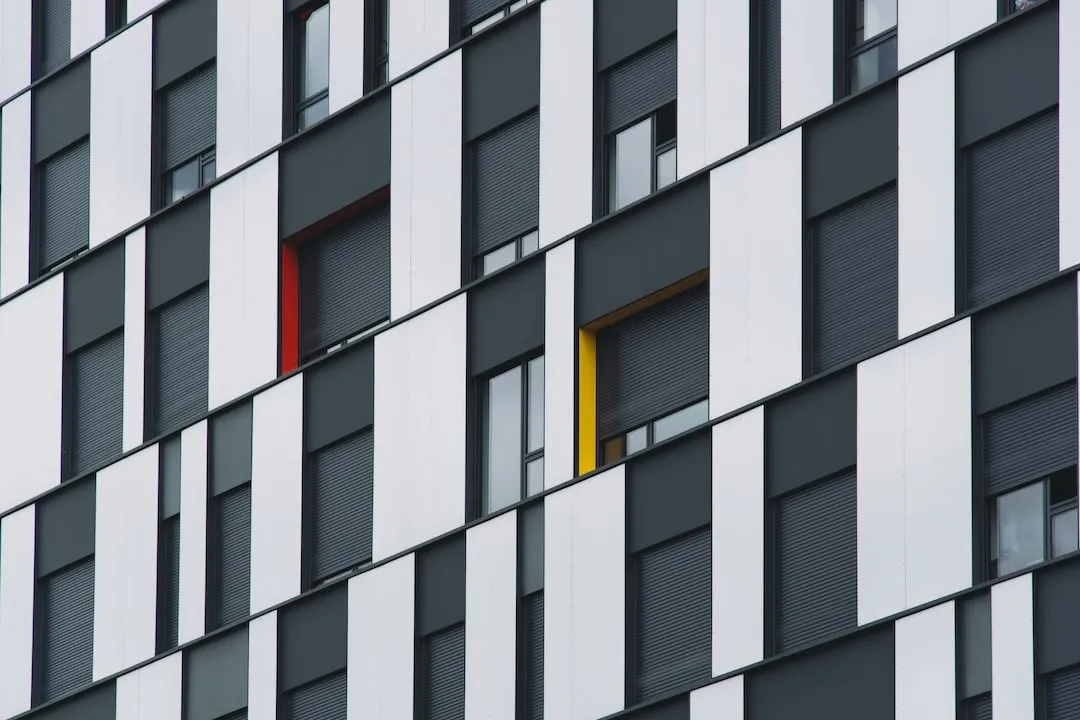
[153, 285, 210, 437]
[775, 469, 857, 653]
[39, 137, 90, 272]
[39, 557, 95, 702]
[422, 623, 466, 720]
[285, 670, 347, 720]
[218, 712, 249, 720]
[1048, 665, 1080, 720]
[965, 693, 993, 720]
[604, 36, 677, 133]
[162, 63, 217, 169]
[40, 0, 72, 77]
[70, 331, 125, 477]
[461, 0, 506, 26]
[597, 283, 709, 439]
[213, 484, 251, 629]
[983, 383, 1078, 497]
[812, 183, 898, 373]
[299, 206, 390, 358]
[311, 430, 374, 583]
[161, 515, 181, 652]
[759, 0, 782, 135]
[966, 109, 1059, 308]
[634, 527, 711, 702]
[471, 110, 540, 255]
[524, 591, 544, 720]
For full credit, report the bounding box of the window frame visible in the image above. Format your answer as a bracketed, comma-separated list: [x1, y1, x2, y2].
[836, 0, 898, 98]
[162, 148, 216, 207]
[988, 466, 1079, 578]
[600, 397, 709, 466]
[291, 0, 331, 136]
[604, 100, 678, 215]
[464, 0, 536, 37]
[475, 228, 540, 278]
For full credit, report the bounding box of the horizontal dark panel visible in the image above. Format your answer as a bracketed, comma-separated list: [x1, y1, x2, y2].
[185, 626, 249, 720]
[463, 8, 540, 141]
[35, 680, 116, 720]
[958, 592, 991, 699]
[147, 193, 211, 309]
[417, 533, 466, 636]
[624, 695, 690, 720]
[520, 501, 544, 596]
[596, 0, 677, 72]
[64, 241, 125, 353]
[280, 583, 348, 690]
[33, 57, 90, 163]
[210, 400, 253, 496]
[153, 0, 217, 89]
[161, 435, 182, 518]
[37, 478, 96, 577]
[304, 341, 375, 452]
[627, 429, 711, 552]
[1036, 559, 1080, 674]
[468, 258, 544, 377]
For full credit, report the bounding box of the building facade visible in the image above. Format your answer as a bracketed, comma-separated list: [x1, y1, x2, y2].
[0, 0, 1073, 718]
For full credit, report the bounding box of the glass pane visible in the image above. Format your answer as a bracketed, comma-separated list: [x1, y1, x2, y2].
[301, 4, 330, 99]
[484, 367, 523, 514]
[526, 457, 544, 497]
[656, 148, 677, 191]
[471, 10, 504, 34]
[1052, 508, 1079, 557]
[510, 0, 528, 10]
[995, 483, 1045, 576]
[653, 400, 709, 444]
[201, 157, 216, 185]
[520, 230, 540, 257]
[856, 0, 897, 43]
[527, 356, 545, 453]
[168, 159, 199, 204]
[850, 36, 897, 93]
[603, 436, 625, 464]
[482, 242, 517, 275]
[612, 117, 653, 211]
[625, 426, 648, 455]
[299, 95, 329, 130]
[655, 102, 677, 145]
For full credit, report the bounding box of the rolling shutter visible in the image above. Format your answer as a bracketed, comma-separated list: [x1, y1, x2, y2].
[70, 331, 125, 477]
[161, 515, 181, 651]
[966, 109, 1059, 308]
[213, 484, 251, 629]
[162, 63, 217, 169]
[983, 383, 1078, 497]
[524, 591, 544, 720]
[154, 285, 210, 437]
[775, 469, 857, 653]
[40, 0, 72, 77]
[461, 0, 505, 26]
[471, 110, 539, 255]
[299, 206, 390, 358]
[40, 557, 95, 702]
[422, 624, 466, 720]
[965, 693, 993, 720]
[311, 430, 374, 583]
[812, 183, 898, 374]
[597, 283, 709, 440]
[285, 670, 347, 720]
[635, 527, 711, 702]
[759, 0, 782, 135]
[604, 36, 677, 133]
[1048, 665, 1080, 720]
[39, 137, 90, 272]
[218, 712, 248, 720]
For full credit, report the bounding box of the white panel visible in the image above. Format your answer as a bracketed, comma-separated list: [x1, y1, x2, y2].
[0, 92, 30, 297]
[249, 374, 304, 614]
[898, 0, 995, 69]
[329, 0, 366, 112]
[0, 0, 31, 101]
[389, 52, 462, 319]
[248, 611, 278, 720]
[127, 0, 168, 20]
[544, 240, 575, 490]
[90, 17, 153, 248]
[123, 228, 147, 451]
[690, 676, 744, 720]
[116, 653, 183, 720]
[71, 0, 106, 58]
[387, 0, 448, 79]
[895, 601, 956, 720]
[0, 276, 63, 512]
[348, 554, 415, 720]
[373, 295, 466, 560]
[545, 466, 625, 720]
[465, 511, 517, 720]
[711, 408, 764, 676]
[898, 53, 955, 338]
[217, 0, 283, 175]
[208, 155, 280, 409]
[0, 506, 35, 718]
[538, 0, 593, 248]
[709, 130, 803, 418]
[780, 0, 833, 127]
[992, 574, 1035, 720]
[1062, 0, 1080, 269]
[178, 420, 208, 644]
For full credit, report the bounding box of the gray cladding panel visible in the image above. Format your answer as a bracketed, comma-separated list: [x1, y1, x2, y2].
[304, 342, 375, 452]
[471, 110, 539, 255]
[468, 257, 545, 378]
[210, 400, 253, 496]
[153, 285, 210, 437]
[311, 430, 374, 582]
[422, 624, 466, 720]
[40, 557, 95, 703]
[64, 239, 125, 353]
[285, 670, 347, 720]
[186, 626, 250, 720]
[154, 0, 217, 89]
[519, 502, 545, 595]
[163, 63, 217, 169]
[1048, 665, 1080, 720]
[32, 58, 90, 162]
[36, 478, 96, 576]
[627, 430, 711, 552]
[280, 583, 348, 690]
[71, 331, 125, 478]
[213, 484, 251, 628]
[148, 193, 212, 309]
[1036, 555, 1080, 674]
[417, 534, 466, 636]
[596, 0, 677, 72]
[161, 435, 182, 518]
[40, 137, 90, 272]
[35, 682, 116, 720]
[958, 592, 991, 698]
[604, 36, 677, 133]
[463, 9, 540, 141]
[525, 591, 544, 720]
[40, 0, 72, 78]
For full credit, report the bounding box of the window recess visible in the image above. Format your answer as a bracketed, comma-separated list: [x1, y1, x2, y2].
[160, 63, 217, 207]
[293, 2, 330, 133]
[106, 0, 127, 34]
[841, 0, 897, 96]
[37, 557, 95, 703]
[480, 354, 544, 516]
[462, 0, 537, 37]
[37, 137, 91, 275]
[365, 0, 389, 91]
[308, 429, 374, 585]
[36, 0, 71, 79]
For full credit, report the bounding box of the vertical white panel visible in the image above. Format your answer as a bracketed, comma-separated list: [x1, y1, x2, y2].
[249, 374, 304, 614]
[389, 52, 462, 319]
[1061, 0, 1080, 268]
[544, 240, 575, 490]
[348, 554, 415, 720]
[373, 295, 466, 560]
[0, 91, 31, 297]
[71, 0, 107, 58]
[465, 511, 517, 720]
[89, 17, 153, 248]
[387, 0, 448, 79]
[545, 467, 625, 720]
[248, 611, 278, 720]
[116, 653, 183, 720]
[0, 276, 64, 512]
[895, 601, 956, 720]
[178, 420, 208, 644]
[898, 53, 955, 338]
[780, 0, 833, 127]
[329, 0, 366, 112]
[709, 130, 803, 418]
[992, 574, 1035, 720]
[123, 228, 147, 451]
[711, 408, 764, 676]
[898, 0, 995, 69]
[538, 0, 593, 248]
[690, 676, 744, 720]
[0, 506, 35, 718]
[217, 0, 283, 175]
[0, 0, 31, 101]
[208, 155, 280, 409]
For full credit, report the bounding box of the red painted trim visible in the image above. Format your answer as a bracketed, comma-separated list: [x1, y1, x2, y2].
[280, 243, 300, 375]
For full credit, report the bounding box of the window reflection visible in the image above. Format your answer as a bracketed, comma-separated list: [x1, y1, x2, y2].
[995, 483, 1044, 576]
[483, 367, 522, 514]
[302, 4, 330, 101]
[612, 118, 652, 211]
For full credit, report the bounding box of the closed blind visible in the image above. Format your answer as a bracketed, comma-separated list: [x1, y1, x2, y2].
[422, 624, 466, 720]
[524, 591, 544, 720]
[161, 515, 181, 652]
[39, 137, 90, 272]
[1048, 665, 1080, 720]
[461, 0, 506, 26]
[285, 670, 347, 720]
[71, 331, 125, 477]
[965, 693, 993, 720]
[759, 0, 782, 135]
[40, 557, 95, 702]
[605, 36, 677, 133]
[311, 430, 374, 583]
[154, 285, 210, 437]
[213, 484, 251, 629]
[163, 63, 217, 169]
[471, 110, 540, 255]
[40, 0, 72, 77]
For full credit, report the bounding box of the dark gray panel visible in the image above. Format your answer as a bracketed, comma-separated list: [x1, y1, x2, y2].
[310, 430, 374, 582]
[34, 681, 116, 720]
[304, 342, 374, 452]
[153, 285, 209, 438]
[210, 401, 253, 496]
[627, 430, 711, 553]
[468, 258, 544, 377]
[957, 4, 1058, 146]
[965, 109, 1059, 309]
[759, 0, 782, 136]
[804, 84, 898, 218]
[212, 484, 251, 628]
[162, 62, 217, 169]
[185, 626, 250, 720]
[1036, 559, 1080, 674]
[161, 515, 181, 652]
[1047, 665, 1080, 720]
[36, 478, 95, 577]
[463, 9, 540, 141]
[154, 0, 217, 89]
[161, 435, 182, 518]
[965, 694, 993, 720]
[284, 670, 347, 720]
[279, 95, 391, 239]
[577, 176, 709, 326]
[422, 623, 466, 720]
[147, 193, 211, 309]
[604, 36, 677, 133]
[471, 110, 539, 254]
[983, 382, 1077, 496]
[417, 534, 466, 636]
[280, 583, 348, 691]
[39, 137, 90, 273]
[33, 58, 90, 162]
[519, 502, 544, 595]
[524, 591, 544, 720]
[39, 556, 95, 702]
[39, 0, 72, 78]
[958, 592, 991, 699]
[70, 331, 125, 478]
[64, 240, 125, 352]
[624, 697, 690, 720]
[596, 0, 677, 72]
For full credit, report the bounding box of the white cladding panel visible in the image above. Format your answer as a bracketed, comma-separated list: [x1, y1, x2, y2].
[780, 0, 833, 126]
[0, 0, 31, 101]
[248, 611, 279, 720]
[992, 574, 1035, 720]
[127, 0, 168, 20]
[0, 506, 35, 718]
[1062, 0, 1080, 269]
[178, 420, 209, 644]
[898, 0, 995, 68]
[895, 601, 956, 720]
[71, 0, 106, 59]
[329, 0, 366, 112]
[544, 239, 575, 490]
[0, 92, 31, 297]
[123, 228, 147, 451]
[690, 676, 745, 720]
[116, 653, 183, 720]
[387, 0, 448, 79]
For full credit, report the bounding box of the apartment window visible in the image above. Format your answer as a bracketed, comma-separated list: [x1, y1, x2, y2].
[295, 2, 330, 132]
[158, 436, 181, 653]
[481, 355, 544, 515]
[106, 0, 127, 33]
[523, 591, 544, 719]
[463, 0, 537, 37]
[365, 0, 389, 91]
[37, 557, 96, 703]
[844, 0, 897, 94]
[160, 64, 217, 206]
[603, 399, 708, 465]
[1046, 664, 1080, 719]
[208, 401, 253, 630]
[150, 285, 210, 437]
[68, 331, 125, 478]
[37, 137, 91, 275]
[309, 429, 374, 585]
[754, 0, 783, 139]
[36, 0, 71, 78]
[420, 624, 466, 720]
[990, 468, 1078, 577]
[280, 585, 349, 719]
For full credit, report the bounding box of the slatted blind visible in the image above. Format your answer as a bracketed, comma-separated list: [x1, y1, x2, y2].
[524, 591, 544, 720]
[759, 0, 782, 135]
[983, 383, 1078, 497]
[213, 484, 251, 629]
[311, 430, 374, 583]
[604, 36, 677, 133]
[597, 283, 709, 439]
[966, 109, 1059, 308]
[40, 557, 95, 702]
[161, 515, 181, 651]
[40, 0, 72, 77]
[1048, 665, 1080, 720]
[154, 285, 210, 437]
[39, 137, 90, 272]
[285, 670, 347, 720]
[471, 110, 540, 255]
[965, 693, 993, 720]
[70, 331, 125, 477]
[162, 63, 217, 169]
[461, 0, 506, 26]
[422, 624, 466, 720]
[812, 183, 898, 373]
[217, 712, 248, 720]
[775, 469, 858, 653]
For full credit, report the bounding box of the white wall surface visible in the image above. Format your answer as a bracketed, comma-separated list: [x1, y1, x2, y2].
[710, 129, 803, 418]
[248, 611, 278, 720]
[538, 0, 593, 248]
[0, 506, 34, 718]
[0, 275, 63, 512]
[387, 0, 447, 79]
[898, 53, 955, 338]
[178, 420, 209, 644]
[545, 466, 625, 720]
[0, 0, 31, 101]
[116, 653, 182, 720]
[898, 0, 995, 69]
[123, 228, 146, 451]
[71, 0, 106, 59]
[544, 239, 575, 490]
[690, 676, 744, 720]
[127, 0, 168, 21]
[895, 601, 956, 720]
[992, 574, 1035, 720]
[781, 0, 833, 127]
[1, 92, 31, 297]
[329, 0, 366, 112]
[89, 17, 152, 249]
[1061, 0, 1080, 269]
[857, 319, 972, 625]
[208, 155, 279, 410]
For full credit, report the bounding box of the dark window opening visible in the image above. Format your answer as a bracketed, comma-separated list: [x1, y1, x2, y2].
[365, 0, 389, 91]
[464, 0, 536, 37]
[1000, 0, 1045, 18]
[36, 557, 96, 704]
[989, 467, 1078, 578]
[607, 101, 677, 214]
[480, 355, 545, 516]
[159, 63, 217, 208]
[106, 0, 127, 34]
[294, 2, 330, 133]
[841, 0, 897, 96]
[165, 151, 216, 206]
[602, 398, 708, 466]
[35, 0, 72, 79]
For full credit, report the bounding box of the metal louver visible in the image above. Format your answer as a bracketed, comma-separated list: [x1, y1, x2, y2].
[39, 137, 90, 272]
[163, 63, 217, 169]
[285, 670, 347, 720]
[40, 0, 72, 77]
[1048, 665, 1080, 720]
[213, 484, 251, 629]
[525, 591, 544, 720]
[461, 0, 506, 26]
[71, 331, 125, 477]
[760, 0, 782, 134]
[40, 557, 95, 702]
[162, 515, 181, 651]
[965, 693, 992, 720]
[472, 110, 540, 255]
[154, 285, 210, 437]
[604, 36, 677, 133]
[311, 430, 374, 583]
[422, 623, 466, 720]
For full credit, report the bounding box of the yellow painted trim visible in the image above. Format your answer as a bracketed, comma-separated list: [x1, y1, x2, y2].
[583, 269, 710, 332]
[578, 328, 597, 475]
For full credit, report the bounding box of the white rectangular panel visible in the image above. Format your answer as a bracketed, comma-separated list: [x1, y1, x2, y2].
[178, 420, 209, 644]
[0, 0, 31, 101]
[544, 239, 575, 490]
[545, 466, 625, 720]
[690, 676, 744, 720]
[248, 611, 278, 720]
[72, 0, 106, 58]
[0, 506, 35, 718]
[898, 0, 995, 69]
[710, 130, 803, 418]
[373, 295, 466, 560]
[895, 601, 956, 720]
[387, 0, 448, 79]
[1, 92, 30, 297]
[466, 510, 517, 719]
[124, 228, 146, 451]
[1062, 0, 1080, 269]
[781, 0, 833, 127]
[116, 653, 182, 720]
[992, 574, 1035, 720]
[329, 0, 366, 112]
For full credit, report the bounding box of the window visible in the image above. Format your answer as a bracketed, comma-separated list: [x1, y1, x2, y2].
[420, 624, 466, 720]
[481, 355, 544, 515]
[210, 483, 251, 629]
[309, 429, 374, 585]
[603, 399, 708, 465]
[37, 557, 95, 703]
[68, 331, 125, 478]
[522, 591, 544, 720]
[843, 0, 897, 94]
[479, 230, 539, 276]
[106, 0, 127, 34]
[608, 101, 677, 213]
[157, 436, 181, 654]
[36, 0, 71, 78]
[295, 2, 330, 132]
[160, 63, 217, 207]
[464, 0, 536, 37]
[990, 468, 1078, 577]
[1002, 0, 1044, 16]
[366, 0, 389, 91]
[37, 137, 91, 275]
